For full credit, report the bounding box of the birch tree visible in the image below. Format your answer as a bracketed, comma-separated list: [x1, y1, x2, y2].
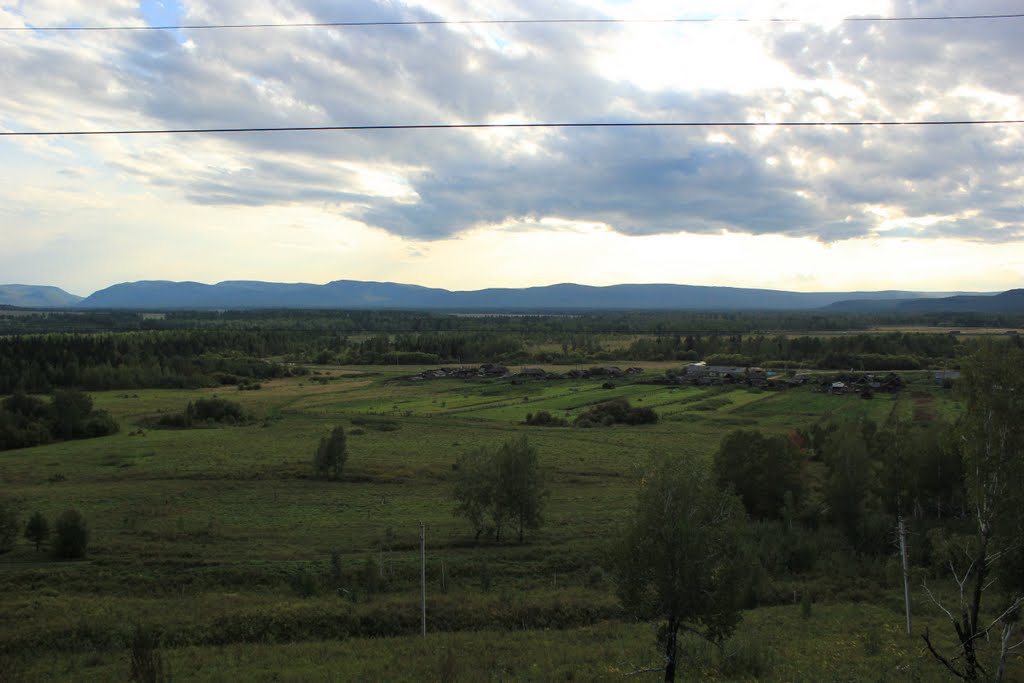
[614, 457, 748, 682]
[923, 343, 1024, 681]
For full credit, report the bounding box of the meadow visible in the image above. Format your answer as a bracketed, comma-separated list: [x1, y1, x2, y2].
[0, 362, 1008, 681]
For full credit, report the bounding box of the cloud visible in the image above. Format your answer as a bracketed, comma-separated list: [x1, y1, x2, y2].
[1, 0, 1022, 249]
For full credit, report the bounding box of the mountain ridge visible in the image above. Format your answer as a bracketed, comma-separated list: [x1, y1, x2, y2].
[5, 280, 1020, 312]
[0, 284, 83, 308]
[74, 279, 949, 311]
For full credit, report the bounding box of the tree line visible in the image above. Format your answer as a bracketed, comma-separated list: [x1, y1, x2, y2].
[0, 389, 119, 451]
[0, 331, 309, 393]
[0, 504, 90, 559]
[5, 308, 1023, 336]
[3, 323, 1015, 394]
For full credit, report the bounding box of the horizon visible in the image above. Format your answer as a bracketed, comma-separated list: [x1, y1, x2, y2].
[3, 1, 1024, 294]
[2, 277, 1006, 301]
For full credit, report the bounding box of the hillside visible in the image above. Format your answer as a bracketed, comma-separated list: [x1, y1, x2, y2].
[78, 279, 932, 311]
[0, 284, 83, 308]
[828, 289, 1024, 313]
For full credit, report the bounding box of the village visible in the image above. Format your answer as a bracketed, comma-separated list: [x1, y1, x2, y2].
[404, 361, 917, 396]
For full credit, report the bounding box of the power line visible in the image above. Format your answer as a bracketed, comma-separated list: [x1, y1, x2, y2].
[4, 13, 1024, 32]
[2, 120, 1024, 138]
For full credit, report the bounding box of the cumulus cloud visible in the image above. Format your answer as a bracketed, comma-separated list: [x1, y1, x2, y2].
[1, 0, 1022, 247]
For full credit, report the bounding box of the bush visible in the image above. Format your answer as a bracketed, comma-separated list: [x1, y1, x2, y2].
[313, 426, 348, 480]
[154, 398, 248, 429]
[24, 510, 49, 552]
[290, 569, 320, 598]
[84, 410, 120, 437]
[192, 397, 247, 423]
[350, 416, 399, 431]
[719, 636, 773, 678]
[0, 390, 118, 450]
[573, 398, 658, 427]
[523, 411, 567, 427]
[155, 413, 190, 429]
[0, 500, 18, 554]
[129, 624, 170, 682]
[53, 508, 89, 559]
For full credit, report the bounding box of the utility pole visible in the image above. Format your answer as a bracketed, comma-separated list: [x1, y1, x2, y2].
[420, 522, 426, 638]
[890, 407, 912, 636]
[898, 512, 912, 635]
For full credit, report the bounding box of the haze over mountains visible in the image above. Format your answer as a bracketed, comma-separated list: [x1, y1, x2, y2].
[0, 284, 83, 308]
[1, 280, 1020, 312]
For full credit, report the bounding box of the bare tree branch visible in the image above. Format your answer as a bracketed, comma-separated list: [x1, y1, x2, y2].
[923, 581, 957, 624]
[922, 628, 967, 680]
[622, 664, 662, 677]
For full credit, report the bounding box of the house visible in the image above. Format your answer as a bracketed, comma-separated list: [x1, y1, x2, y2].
[479, 363, 508, 377]
[705, 366, 748, 382]
[684, 362, 707, 378]
[747, 367, 768, 387]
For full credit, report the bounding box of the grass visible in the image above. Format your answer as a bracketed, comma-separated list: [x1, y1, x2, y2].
[5, 602, 991, 682]
[1, 365, 989, 680]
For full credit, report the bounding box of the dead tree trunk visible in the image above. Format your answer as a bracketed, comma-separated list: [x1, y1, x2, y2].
[663, 617, 679, 683]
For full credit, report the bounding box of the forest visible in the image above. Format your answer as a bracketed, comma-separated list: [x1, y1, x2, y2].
[0, 309, 1015, 395]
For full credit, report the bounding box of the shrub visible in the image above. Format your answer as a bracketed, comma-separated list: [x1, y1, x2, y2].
[523, 411, 567, 427]
[574, 398, 658, 427]
[192, 397, 247, 423]
[129, 624, 170, 683]
[84, 410, 120, 437]
[154, 398, 248, 429]
[290, 568, 319, 597]
[24, 510, 49, 552]
[0, 500, 18, 554]
[800, 589, 813, 619]
[155, 412, 190, 429]
[53, 508, 89, 559]
[313, 426, 348, 480]
[350, 416, 399, 431]
[363, 553, 381, 595]
[719, 636, 773, 678]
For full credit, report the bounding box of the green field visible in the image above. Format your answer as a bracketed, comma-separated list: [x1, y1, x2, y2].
[0, 365, 1012, 680]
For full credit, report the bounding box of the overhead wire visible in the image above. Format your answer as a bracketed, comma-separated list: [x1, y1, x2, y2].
[2, 120, 1024, 138]
[2, 11, 1021, 138]
[2, 13, 1024, 31]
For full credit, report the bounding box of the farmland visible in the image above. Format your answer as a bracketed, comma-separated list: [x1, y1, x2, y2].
[1, 359, 995, 681]
[1, 307, 1022, 681]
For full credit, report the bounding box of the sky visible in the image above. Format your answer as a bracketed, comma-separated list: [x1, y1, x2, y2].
[1, 0, 1023, 296]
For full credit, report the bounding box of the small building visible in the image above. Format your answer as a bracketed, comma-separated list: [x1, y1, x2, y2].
[706, 366, 748, 382]
[684, 362, 707, 378]
[479, 363, 508, 376]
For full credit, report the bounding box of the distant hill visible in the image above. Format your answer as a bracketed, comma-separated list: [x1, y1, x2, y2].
[0, 284, 82, 308]
[827, 289, 1024, 313]
[76, 279, 942, 311]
